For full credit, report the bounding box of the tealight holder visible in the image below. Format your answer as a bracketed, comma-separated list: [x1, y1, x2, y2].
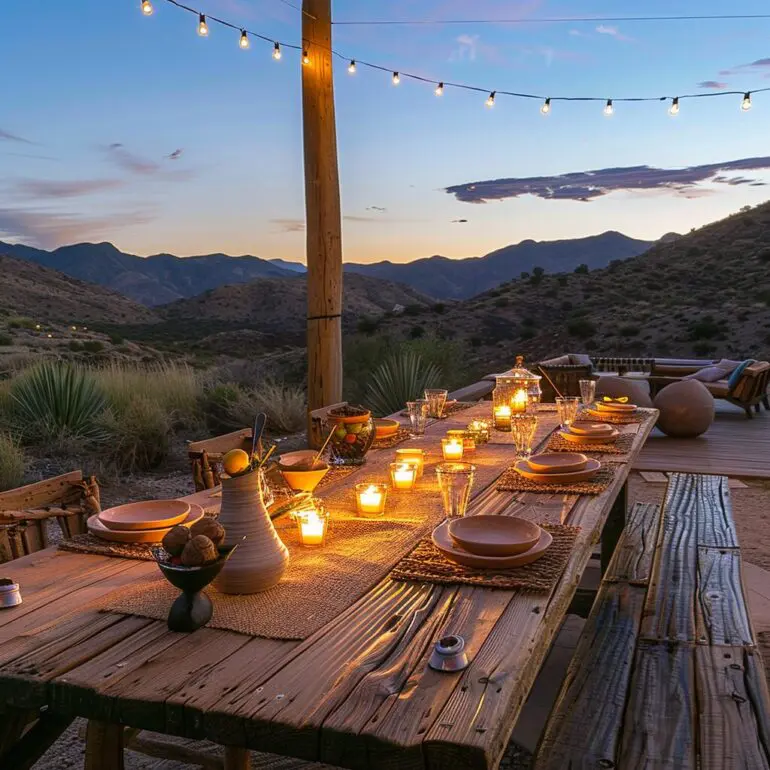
[390, 462, 417, 490]
[293, 501, 330, 547]
[493, 405, 512, 432]
[441, 437, 464, 461]
[467, 420, 490, 444]
[446, 429, 475, 453]
[355, 482, 388, 517]
[395, 448, 425, 478]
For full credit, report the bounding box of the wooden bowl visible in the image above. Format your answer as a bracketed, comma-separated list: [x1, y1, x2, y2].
[374, 419, 400, 439]
[280, 463, 330, 492]
[448, 515, 541, 557]
[99, 500, 191, 531]
[88, 505, 204, 544]
[526, 452, 588, 474]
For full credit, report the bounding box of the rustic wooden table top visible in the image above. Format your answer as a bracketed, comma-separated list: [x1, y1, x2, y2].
[0, 403, 657, 770]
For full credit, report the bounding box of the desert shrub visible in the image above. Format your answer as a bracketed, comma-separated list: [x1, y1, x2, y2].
[249, 379, 306, 434]
[82, 340, 105, 353]
[557, 276, 569, 287]
[404, 304, 423, 316]
[687, 246, 702, 257]
[7, 316, 35, 330]
[494, 297, 509, 308]
[574, 264, 589, 274]
[409, 325, 425, 338]
[357, 316, 380, 334]
[432, 303, 446, 314]
[108, 333, 124, 345]
[688, 318, 723, 340]
[365, 352, 441, 417]
[98, 396, 171, 473]
[560, 301, 573, 312]
[619, 325, 640, 337]
[544, 288, 558, 299]
[758, 248, 770, 263]
[8, 362, 108, 445]
[68, 341, 84, 352]
[0, 433, 24, 491]
[693, 341, 717, 357]
[0, 334, 12, 346]
[520, 328, 535, 340]
[201, 382, 244, 432]
[567, 319, 597, 339]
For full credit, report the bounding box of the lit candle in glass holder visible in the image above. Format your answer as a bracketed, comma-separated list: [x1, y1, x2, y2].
[447, 428, 474, 453]
[511, 388, 529, 414]
[494, 404, 512, 431]
[395, 448, 424, 478]
[390, 462, 417, 490]
[294, 503, 330, 547]
[441, 437, 464, 461]
[468, 419, 490, 444]
[355, 483, 388, 517]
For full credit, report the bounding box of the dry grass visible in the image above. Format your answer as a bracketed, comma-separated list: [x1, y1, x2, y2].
[213, 379, 306, 435]
[0, 432, 25, 491]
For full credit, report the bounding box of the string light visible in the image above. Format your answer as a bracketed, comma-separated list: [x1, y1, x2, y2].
[141, 0, 154, 16]
[435, 82, 444, 96]
[348, 59, 356, 73]
[603, 98, 614, 116]
[239, 29, 249, 49]
[485, 91, 496, 107]
[197, 13, 208, 36]
[392, 71, 400, 85]
[742, 92, 752, 111]
[540, 97, 551, 115]
[273, 42, 282, 60]
[669, 96, 680, 116]
[302, 48, 310, 65]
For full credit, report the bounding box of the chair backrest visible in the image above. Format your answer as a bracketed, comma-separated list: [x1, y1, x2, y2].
[732, 361, 770, 402]
[0, 470, 83, 512]
[188, 428, 254, 491]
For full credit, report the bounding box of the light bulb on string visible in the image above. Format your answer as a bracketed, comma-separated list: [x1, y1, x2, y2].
[486, 91, 496, 108]
[435, 82, 444, 96]
[603, 99, 614, 116]
[302, 49, 310, 65]
[668, 97, 680, 116]
[742, 92, 752, 111]
[348, 60, 356, 74]
[540, 97, 551, 115]
[197, 14, 208, 36]
[141, 0, 153, 16]
[239, 30, 249, 49]
[392, 72, 400, 85]
[273, 42, 282, 60]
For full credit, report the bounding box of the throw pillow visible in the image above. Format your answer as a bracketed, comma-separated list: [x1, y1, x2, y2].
[715, 358, 741, 375]
[727, 359, 756, 391]
[684, 366, 726, 383]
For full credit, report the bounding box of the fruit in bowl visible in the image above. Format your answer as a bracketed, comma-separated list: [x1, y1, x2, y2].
[325, 405, 375, 466]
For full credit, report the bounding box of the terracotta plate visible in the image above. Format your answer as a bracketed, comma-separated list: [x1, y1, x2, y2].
[374, 419, 400, 439]
[89, 505, 204, 544]
[559, 428, 619, 445]
[568, 421, 615, 436]
[448, 515, 541, 556]
[526, 452, 588, 474]
[432, 520, 552, 569]
[595, 402, 637, 413]
[99, 500, 191, 531]
[515, 458, 601, 483]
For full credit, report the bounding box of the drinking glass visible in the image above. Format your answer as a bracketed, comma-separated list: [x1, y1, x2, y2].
[424, 389, 448, 418]
[436, 462, 475, 519]
[511, 413, 538, 460]
[406, 400, 429, 437]
[556, 396, 581, 429]
[579, 379, 596, 407]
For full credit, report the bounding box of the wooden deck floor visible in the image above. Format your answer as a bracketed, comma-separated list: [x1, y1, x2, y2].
[634, 402, 770, 479]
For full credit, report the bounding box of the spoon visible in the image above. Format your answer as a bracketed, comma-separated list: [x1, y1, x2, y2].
[252, 412, 267, 460]
[311, 426, 336, 469]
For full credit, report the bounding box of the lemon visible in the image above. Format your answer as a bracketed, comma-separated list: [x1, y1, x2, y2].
[223, 448, 251, 476]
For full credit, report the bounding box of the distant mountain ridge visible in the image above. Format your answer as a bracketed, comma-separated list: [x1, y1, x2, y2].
[0, 230, 659, 306]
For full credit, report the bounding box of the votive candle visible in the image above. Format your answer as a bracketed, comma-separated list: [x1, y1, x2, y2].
[295, 507, 329, 547]
[395, 448, 424, 478]
[494, 405, 512, 431]
[390, 462, 417, 490]
[355, 483, 388, 517]
[447, 428, 475, 453]
[441, 437, 464, 461]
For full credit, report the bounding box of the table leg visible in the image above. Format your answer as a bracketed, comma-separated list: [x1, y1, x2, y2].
[225, 746, 252, 769]
[85, 720, 124, 770]
[601, 480, 628, 574]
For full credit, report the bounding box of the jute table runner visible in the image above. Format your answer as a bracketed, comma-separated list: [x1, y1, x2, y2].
[545, 432, 635, 456]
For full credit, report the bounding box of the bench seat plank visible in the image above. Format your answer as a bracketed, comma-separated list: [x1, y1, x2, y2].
[603, 501, 661, 584]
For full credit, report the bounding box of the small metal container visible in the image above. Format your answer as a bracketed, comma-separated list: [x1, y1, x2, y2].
[429, 634, 469, 672]
[0, 579, 22, 609]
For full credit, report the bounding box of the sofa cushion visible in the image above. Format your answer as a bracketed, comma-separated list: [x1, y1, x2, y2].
[539, 355, 571, 367]
[704, 380, 731, 398]
[654, 358, 716, 368]
[568, 353, 593, 367]
[653, 364, 705, 377]
[684, 366, 727, 383]
[595, 376, 653, 407]
[727, 359, 756, 391]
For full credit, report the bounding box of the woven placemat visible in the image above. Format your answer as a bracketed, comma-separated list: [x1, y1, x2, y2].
[496, 463, 619, 495]
[373, 427, 411, 449]
[390, 524, 580, 592]
[546, 432, 634, 455]
[584, 408, 645, 425]
[59, 534, 156, 561]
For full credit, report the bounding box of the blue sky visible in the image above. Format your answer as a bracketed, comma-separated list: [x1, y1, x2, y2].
[3, 0, 770, 263]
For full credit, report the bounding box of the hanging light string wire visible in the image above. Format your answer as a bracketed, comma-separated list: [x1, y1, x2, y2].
[151, 0, 770, 108]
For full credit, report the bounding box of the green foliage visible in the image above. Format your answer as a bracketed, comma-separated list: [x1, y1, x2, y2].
[364, 352, 441, 417]
[108, 333, 124, 345]
[357, 316, 380, 334]
[404, 304, 423, 316]
[574, 264, 589, 274]
[557, 276, 569, 287]
[494, 297, 509, 307]
[409, 325, 425, 338]
[249, 379, 306, 434]
[7, 316, 36, 330]
[567, 318, 597, 339]
[688, 317, 724, 341]
[68, 341, 84, 351]
[9, 362, 108, 445]
[82, 340, 105, 353]
[432, 302, 446, 314]
[0, 433, 25, 491]
[0, 334, 12, 346]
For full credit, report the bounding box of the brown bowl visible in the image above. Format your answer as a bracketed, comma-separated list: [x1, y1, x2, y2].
[99, 500, 191, 531]
[448, 515, 541, 557]
[526, 452, 588, 474]
[280, 463, 330, 492]
[374, 419, 400, 439]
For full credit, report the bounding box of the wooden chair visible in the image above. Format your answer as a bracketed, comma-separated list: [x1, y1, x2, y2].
[0, 471, 101, 563]
[727, 360, 770, 417]
[188, 428, 254, 491]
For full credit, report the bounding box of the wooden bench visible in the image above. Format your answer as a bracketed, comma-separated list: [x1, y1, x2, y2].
[188, 428, 254, 490]
[535, 473, 770, 769]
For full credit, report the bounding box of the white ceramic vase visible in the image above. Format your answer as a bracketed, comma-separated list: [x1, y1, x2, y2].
[213, 468, 289, 594]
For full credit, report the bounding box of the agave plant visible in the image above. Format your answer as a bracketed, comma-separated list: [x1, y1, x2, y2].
[365, 352, 442, 417]
[9, 362, 108, 445]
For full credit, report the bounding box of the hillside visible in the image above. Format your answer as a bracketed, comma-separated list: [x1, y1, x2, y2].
[0, 241, 294, 306]
[0, 255, 159, 325]
[344, 231, 655, 299]
[370, 202, 770, 373]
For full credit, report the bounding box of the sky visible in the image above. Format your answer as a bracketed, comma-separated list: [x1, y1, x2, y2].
[3, 0, 770, 263]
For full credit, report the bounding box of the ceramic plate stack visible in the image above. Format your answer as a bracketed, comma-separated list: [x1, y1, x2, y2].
[514, 452, 602, 483]
[595, 400, 637, 414]
[431, 515, 552, 569]
[559, 421, 620, 444]
[87, 500, 204, 544]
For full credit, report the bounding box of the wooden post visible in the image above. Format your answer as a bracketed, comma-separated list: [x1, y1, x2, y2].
[302, 0, 343, 446]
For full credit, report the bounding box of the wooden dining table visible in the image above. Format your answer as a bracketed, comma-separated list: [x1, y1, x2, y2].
[0, 402, 657, 770]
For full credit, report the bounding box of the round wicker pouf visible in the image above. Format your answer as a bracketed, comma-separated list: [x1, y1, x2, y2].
[654, 380, 715, 438]
[595, 376, 653, 408]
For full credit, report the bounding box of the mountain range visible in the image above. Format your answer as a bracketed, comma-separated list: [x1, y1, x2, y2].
[0, 231, 658, 306]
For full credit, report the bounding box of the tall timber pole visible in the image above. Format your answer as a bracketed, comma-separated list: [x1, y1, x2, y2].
[302, 0, 343, 444]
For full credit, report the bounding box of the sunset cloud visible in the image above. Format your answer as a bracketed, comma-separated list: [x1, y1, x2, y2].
[0, 128, 33, 144]
[698, 80, 728, 89]
[270, 218, 305, 233]
[14, 178, 125, 199]
[446, 157, 770, 204]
